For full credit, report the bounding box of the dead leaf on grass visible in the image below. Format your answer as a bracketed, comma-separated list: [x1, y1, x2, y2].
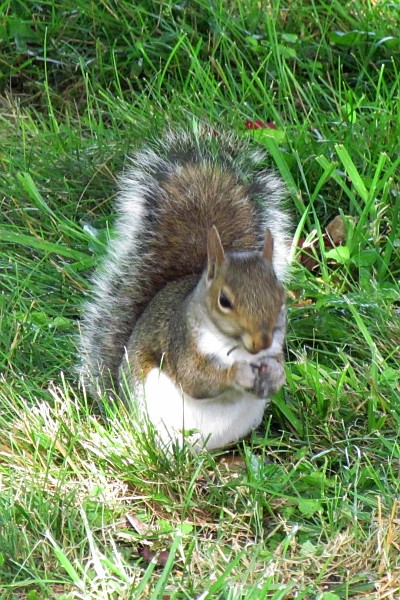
[139, 544, 171, 567]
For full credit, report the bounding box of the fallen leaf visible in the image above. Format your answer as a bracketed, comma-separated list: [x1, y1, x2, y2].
[139, 545, 171, 567]
[326, 215, 347, 245]
[245, 120, 277, 129]
[297, 214, 354, 271]
[125, 513, 148, 535]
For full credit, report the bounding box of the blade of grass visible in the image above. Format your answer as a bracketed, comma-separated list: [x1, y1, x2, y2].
[334, 144, 369, 203]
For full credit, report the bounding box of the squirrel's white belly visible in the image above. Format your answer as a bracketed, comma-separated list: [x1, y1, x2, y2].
[139, 368, 268, 450]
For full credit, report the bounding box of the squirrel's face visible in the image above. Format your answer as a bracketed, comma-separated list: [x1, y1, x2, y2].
[205, 225, 285, 354]
[205, 252, 285, 354]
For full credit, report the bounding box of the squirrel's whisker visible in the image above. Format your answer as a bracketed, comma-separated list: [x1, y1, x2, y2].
[227, 345, 239, 356]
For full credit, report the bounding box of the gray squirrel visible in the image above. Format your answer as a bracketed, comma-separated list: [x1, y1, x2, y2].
[79, 125, 292, 450]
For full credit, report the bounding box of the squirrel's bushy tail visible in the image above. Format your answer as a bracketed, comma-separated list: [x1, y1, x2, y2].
[79, 125, 292, 394]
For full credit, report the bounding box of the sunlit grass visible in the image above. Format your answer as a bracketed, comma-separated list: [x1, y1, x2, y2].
[1, 0, 399, 597]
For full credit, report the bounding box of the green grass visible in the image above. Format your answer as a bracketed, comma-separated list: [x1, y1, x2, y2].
[1, 0, 399, 597]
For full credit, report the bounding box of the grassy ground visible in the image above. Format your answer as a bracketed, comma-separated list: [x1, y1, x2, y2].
[1, 0, 400, 598]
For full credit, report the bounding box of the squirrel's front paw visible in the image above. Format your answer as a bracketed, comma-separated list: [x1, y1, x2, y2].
[233, 358, 285, 397]
[233, 361, 259, 392]
[254, 357, 285, 397]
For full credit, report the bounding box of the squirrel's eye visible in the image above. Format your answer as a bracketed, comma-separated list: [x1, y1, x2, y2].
[218, 291, 233, 311]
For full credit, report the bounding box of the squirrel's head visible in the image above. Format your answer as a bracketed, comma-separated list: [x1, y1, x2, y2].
[204, 226, 285, 354]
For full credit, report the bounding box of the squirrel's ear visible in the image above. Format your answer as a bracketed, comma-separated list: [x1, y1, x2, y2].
[207, 225, 225, 281]
[263, 228, 274, 262]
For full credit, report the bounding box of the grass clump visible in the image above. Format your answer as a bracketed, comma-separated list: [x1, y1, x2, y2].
[1, 0, 399, 598]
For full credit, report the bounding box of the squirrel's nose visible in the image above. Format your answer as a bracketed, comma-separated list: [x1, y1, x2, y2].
[243, 331, 272, 354]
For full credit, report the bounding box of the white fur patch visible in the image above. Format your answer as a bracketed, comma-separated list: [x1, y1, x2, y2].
[195, 319, 236, 367]
[138, 369, 268, 450]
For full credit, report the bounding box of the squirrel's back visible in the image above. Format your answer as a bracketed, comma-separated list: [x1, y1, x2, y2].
[79, 126, 291, 394]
